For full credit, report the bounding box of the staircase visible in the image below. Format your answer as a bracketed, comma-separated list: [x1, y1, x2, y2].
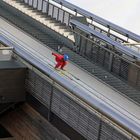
[3, 0, 75, 42]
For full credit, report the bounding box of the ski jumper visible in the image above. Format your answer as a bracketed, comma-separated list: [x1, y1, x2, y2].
[52, 53, 67, 69]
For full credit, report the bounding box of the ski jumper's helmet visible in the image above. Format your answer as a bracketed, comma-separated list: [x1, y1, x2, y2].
[63, 54, 69, 61]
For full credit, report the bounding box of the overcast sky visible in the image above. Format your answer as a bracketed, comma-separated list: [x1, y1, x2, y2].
[66, 0, 140, 35]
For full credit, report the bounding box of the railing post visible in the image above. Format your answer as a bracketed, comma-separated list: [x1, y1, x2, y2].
[74, 9, 77, 16]
[84, 34, 88, 56]
[60, 2, 62, 9]
[62, 11, 65, 23]
[109, 53, 113, 72]
[136, 66, 140, 87]
[57, 8, 60, 21]
[36, 0, 38, 9]
[52, 5, 54, 18]
[107, 25, 110, 37]
[32, 0, 34, 6]
[126, 34, 129, 42]
[46, 0, 50, 15]
[78, 35, 82, 54]
[67, 14, 70, 26]
[40, 0, 43, 11]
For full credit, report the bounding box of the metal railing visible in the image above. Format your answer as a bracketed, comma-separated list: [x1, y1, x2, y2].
[23, 0, 74, 26]
[21, 0, 140, 58]
[71, 27, 140, 90]
[51, 0, 140, 43]
[21, 0, 140, 43]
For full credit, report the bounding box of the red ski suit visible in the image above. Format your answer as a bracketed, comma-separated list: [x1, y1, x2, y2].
[52, 53, 67, 69]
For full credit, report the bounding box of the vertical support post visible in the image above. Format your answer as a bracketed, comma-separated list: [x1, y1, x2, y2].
[62, 11, 65, 24]
[84, 34, 88, 56]
[48, 81, 54, 122]
[109, 53, 113, 72]
[57, 8, 60, 21]
[118, 59, 122, 76]
[90, 43, 94, 60]
[102, 50, 106, 66]
[36, 0, 38, 9]
[46, 0, 50, 15]
[96, 46, 100, 63]
[79, 35, 82, 54]
[60, 2, 63, 9]
[97, 119, 102, 140]
[126, 34, 129, 42]
[136, 68, 140, 87]
[32, 0, 34, 6]
[67, 13, 70, 26]
[75, 9, 77, 16]
[52, 5, 54, 18]
[107, 25, 110, 37]
[40, 0, 43, 11]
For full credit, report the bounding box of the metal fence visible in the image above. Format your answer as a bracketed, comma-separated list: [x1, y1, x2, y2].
[25, 67, 139, 140]
[72, 30, 140, 90]
[23, 0, 74, 26]
[22, 0, 140, 45]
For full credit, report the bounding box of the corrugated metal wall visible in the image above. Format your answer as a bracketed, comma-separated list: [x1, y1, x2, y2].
[25, 69, 131, 140]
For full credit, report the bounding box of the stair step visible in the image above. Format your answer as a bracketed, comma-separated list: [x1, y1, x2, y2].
[3, 0, 75, 42]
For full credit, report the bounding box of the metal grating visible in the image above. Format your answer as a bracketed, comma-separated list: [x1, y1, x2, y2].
[104, 51, 110, 70]
[120, 60, 129, 80]
[112, 56, 121, 75]
[85, 40, 93, 58]
[97, 48, 106, 66]
[26, 70, 101, 140]
[23, 68, 135, 140]
[26, 70, 52, 107]
[100, 122, 129, 140]
[51, 87, 100, 140]
[91, 45, 99, 63]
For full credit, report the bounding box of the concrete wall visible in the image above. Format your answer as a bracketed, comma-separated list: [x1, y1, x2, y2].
[0, 61, 26, 103]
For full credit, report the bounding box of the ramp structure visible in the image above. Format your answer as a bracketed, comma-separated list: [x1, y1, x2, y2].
[0, 0, 140, 140]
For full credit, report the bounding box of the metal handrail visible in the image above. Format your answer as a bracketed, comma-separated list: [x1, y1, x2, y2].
[51, 0, 140, 42]
[16, 0, 139, 55]
[70, 19, 140, 59]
